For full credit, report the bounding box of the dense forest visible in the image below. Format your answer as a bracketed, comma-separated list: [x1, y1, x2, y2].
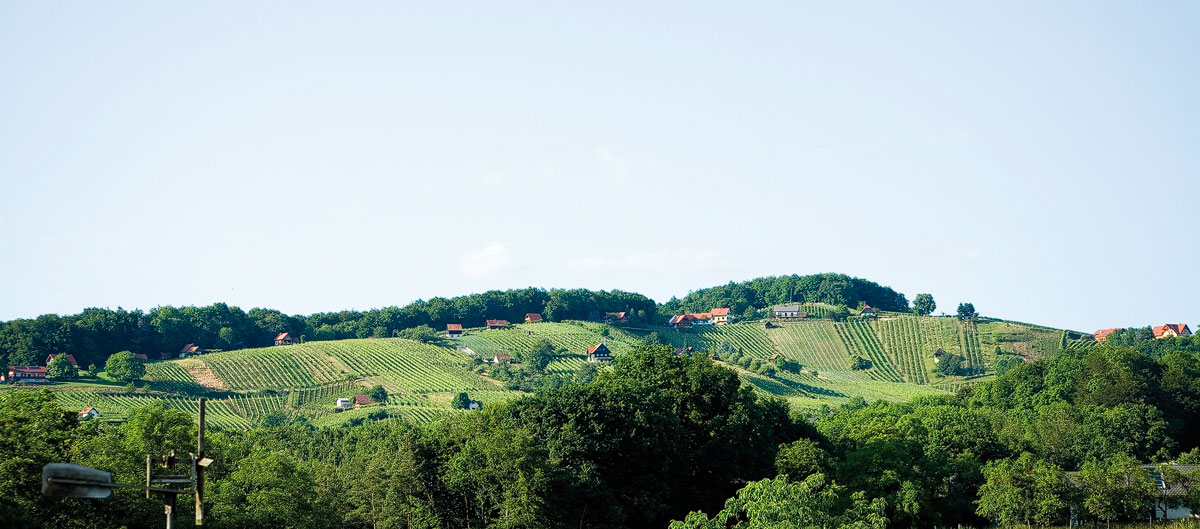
[660, 273, 910, 317]
[4, 336, 1200, 529]
[0, 288, 655, 369]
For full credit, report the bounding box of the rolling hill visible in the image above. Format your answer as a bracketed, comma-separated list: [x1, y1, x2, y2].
[20, 312, 1094, 427]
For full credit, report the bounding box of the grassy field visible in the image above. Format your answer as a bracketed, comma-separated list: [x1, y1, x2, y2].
[17, 316, 1091, 425]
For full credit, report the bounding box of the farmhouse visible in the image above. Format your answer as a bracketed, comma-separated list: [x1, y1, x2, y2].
[46, 354, 79, 367]
[524, 313, 543, 323]
[710, 307, 731, 325]
[492, 353, 512, 364]
[1153, 324, 1192, 339]
[859, 305, 877, 319]
[353, 394, 374, 406]
[668, 312, 717, 327]
[446, 323, 463, 337]
[78, 407, 100, 420]
[587, 343, 612, 363]
[179, 344, 202, 357]
[605, 312, 629, 324]
[773, 304, 806, 319]
[486, 319, 509, 330]
[1094, 328, 1121, 342]
[1065, 465, 1195, 520]
[274, 332, 298, 346]
[6, 366, 48, 383]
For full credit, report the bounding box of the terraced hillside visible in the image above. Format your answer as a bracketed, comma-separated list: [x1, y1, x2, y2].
[41, 338, 522, 428]
[24, 316, 1088, 424]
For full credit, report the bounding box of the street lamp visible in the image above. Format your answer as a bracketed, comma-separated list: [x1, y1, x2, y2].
[42, 397, 214, 528]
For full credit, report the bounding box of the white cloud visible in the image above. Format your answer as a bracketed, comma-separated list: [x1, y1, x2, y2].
[458, 242, 513, 277]
[567, 249, 723, 274]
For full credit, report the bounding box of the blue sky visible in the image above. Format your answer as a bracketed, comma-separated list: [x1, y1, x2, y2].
[1, 2, 1196, 332]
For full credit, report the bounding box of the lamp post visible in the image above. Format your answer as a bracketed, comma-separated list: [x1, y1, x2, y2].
[42, 398, 213, 528]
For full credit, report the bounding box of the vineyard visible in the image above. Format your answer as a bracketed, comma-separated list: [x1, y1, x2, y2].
[20, 315, 1093, 425]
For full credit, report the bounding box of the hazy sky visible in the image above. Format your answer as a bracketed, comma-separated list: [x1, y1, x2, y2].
[1, 2, 1197, 332]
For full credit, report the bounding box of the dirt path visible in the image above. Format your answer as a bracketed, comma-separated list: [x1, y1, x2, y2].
[180, 359, 228, 391]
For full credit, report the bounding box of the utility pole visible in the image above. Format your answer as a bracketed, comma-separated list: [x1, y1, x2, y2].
[43, 397, 214, 529]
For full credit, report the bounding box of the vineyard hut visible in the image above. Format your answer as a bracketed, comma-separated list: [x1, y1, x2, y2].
[486, 319, 509, 330]
[1153, 324, 1192, 339]
[78, 407, 99, 420]
[353, 394, 373, 406]
[468, 400, 480, 410]
[6, 366, 47, 383]
[605, 312, 629, 324]
[336, 398, 352, 409]
[46, 354, 79, 367]
[274, 332, 297, 346]
[710, 308, 731, 325]
[134, 354, 148, 360]
[524, 313, 543, 323]
[179, 344, 202, 358]
[492, 353, 513, 364]
[773, 304, 804, 319]
[668, 315, 691, 327]
[860, 305, 877, 319]
[446, 324, 463, 337]
[587, 343, 612, 363]
[769, 353, 779, 362]
[933, 348, 945, 363]
[1094, 328, 1121, 342]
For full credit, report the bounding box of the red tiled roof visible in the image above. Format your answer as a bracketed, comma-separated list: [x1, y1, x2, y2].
[486, 319, 509, 327]
[587, 344, 610, 355]
[710, 308, 731, 316]
[79, 407, 97, 417]
[134, 354, 148, 360]
[353, 394, 373, 405]
[10, 366, 46, 375]
[769, 353, 779, 361]
[525, 313, 543, 322]
[1094, 328, 1121, 341]
[181, 344, 200, 353]
[686, 312, 712, 320]
[494, 353, 512, 361]
[446, 323, 463, 331]
[606, 312, 627, 319]
[1154, 324, 1192, 338]
[275, 332, 291, 341]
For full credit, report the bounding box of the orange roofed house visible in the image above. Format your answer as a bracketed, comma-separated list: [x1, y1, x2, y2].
[446, 324, 463, 337]
[605, 312, 629, 324]
[587, 343, 612, 363]
[1153, 324, 1192, 339]
[1094, 328, 1121, 342]
[525, 313, 543, 323]
[710, 308, 731, 325]
[274, 333, 298, 346]
[486, 319, 509, 330]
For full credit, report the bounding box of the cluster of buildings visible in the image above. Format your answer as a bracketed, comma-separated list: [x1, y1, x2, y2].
[667, 308, 731, 327]
[1094, 323, 1192, 342]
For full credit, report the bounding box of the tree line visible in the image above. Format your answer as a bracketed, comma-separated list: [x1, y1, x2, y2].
[4, 336, 1200, 529]
[0, 288, 655, 370]
[660, 273, 910, 317]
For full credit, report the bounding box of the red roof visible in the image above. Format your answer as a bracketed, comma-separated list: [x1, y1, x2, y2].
[769, 353, 779, 361]
[1094, 328, 1121, 341]
[79, 407, 97, 417]
[181, 344, 200, 353]
[710, 308, 731, 316]
[486, 319, 509, 327]
[353, 394, 373, 405]
[525, 313, 543, 322]
[275, 332, 292, 341]
[1154, 324, 1192, 338]
[134, 354, 148, 360]
[494, 353, 512, 361]
[446, 323, 463, 332]
[46, 354, 79, 366]
[10, 366, 46, 375]
[606, 311, 627, 319]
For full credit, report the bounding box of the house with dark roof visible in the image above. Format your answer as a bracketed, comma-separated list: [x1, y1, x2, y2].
[859, 305, 877, 319]
[524, 313, 543, 323]
[446, 323, 463, 337]
[773, 304, 806, 319]
[46, 354, 79, 367]
[179, 344, 202, 357]
[587, 343, 612, 363]
[1064, 464, 1195, 520]
[1094, 328, 1121, 342]
[933, 348, 946, 363]
[1153, 324, 1192, 339]
[486, 319, 509, 330]
[274, 332, 297, 346]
